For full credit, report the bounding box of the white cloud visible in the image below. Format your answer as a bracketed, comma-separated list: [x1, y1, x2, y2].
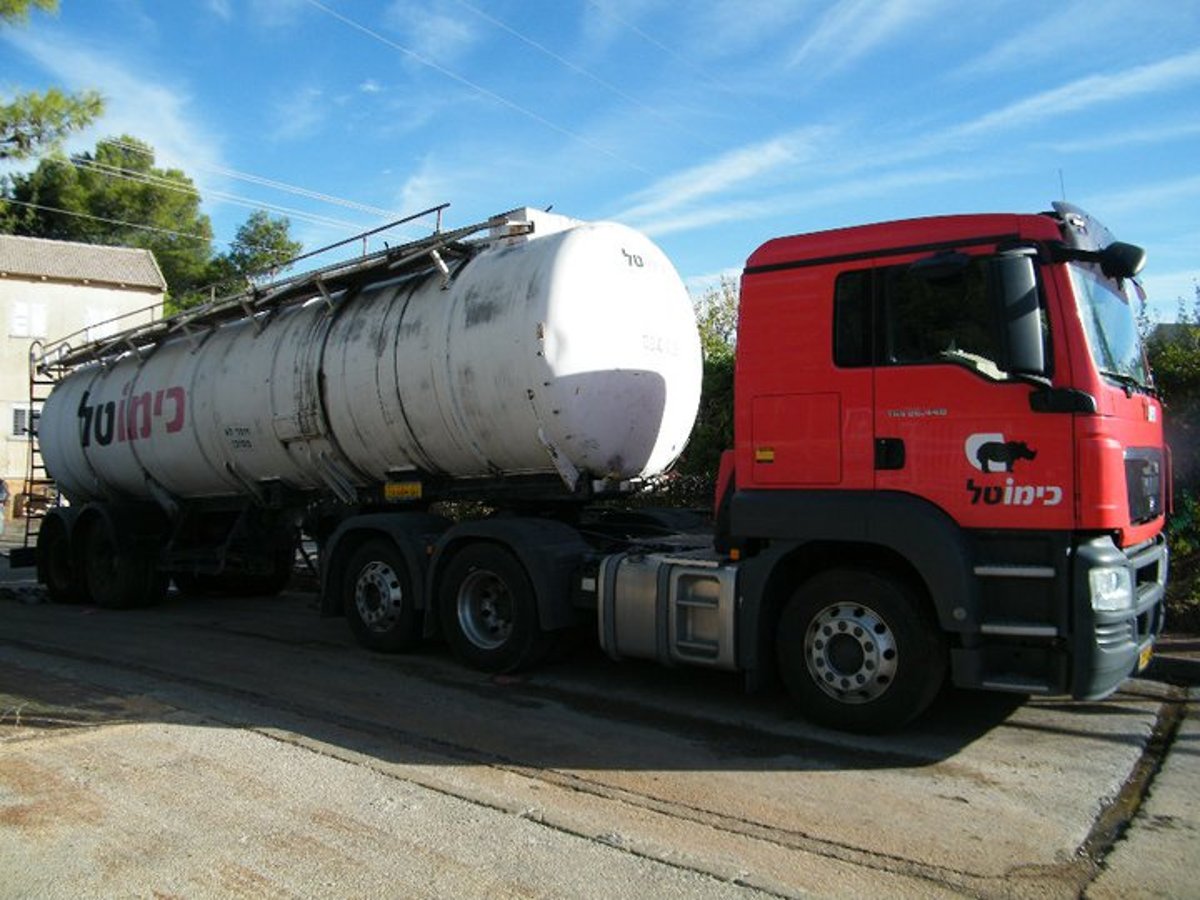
[395, 158, 458, 219]
[813, 49, 1200, 185]
[950, 48, 1200, 139]
[956, 3, 1185, 80]
[1044, 120, 1200, 155]
[1141, 269, 1200, 323]
[1084, 174, 1200, 217]
[578, 0, 674, 57]
[249, 0, 307, 28]
[271, 86, 326, 141]
[690, 0, 807, 55]
[618, 127, 829, 224]
[359, 79, 383, 94]
[384, 0, 481, 64]
[635, 161, 983, 239]
[685, 267, 742, 299]
[206, 0, 232, 21]
[789, 0, 946, 73]
[956, 2, 1121, 76]
[635, 200, 770, 238]
[4, 29, 224, 180]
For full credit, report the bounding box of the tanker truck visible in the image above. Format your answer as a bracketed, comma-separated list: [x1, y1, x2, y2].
[27, 204, 1167, 732]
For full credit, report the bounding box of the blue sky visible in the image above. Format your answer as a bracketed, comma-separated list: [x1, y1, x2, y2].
[3, 0, 1199, 320]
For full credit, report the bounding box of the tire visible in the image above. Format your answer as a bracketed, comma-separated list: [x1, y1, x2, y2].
[82, 517, 167, 610]
[438, 543, 550, 673]
[776, 569, 946, 733]
[342, 538, 420, 653]
[38, 521, 88, 605]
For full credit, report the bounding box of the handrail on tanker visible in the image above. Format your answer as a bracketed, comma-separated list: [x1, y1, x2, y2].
[32, 204, 527, 377]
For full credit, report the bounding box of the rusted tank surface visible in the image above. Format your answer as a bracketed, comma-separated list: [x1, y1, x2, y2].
[39, 210, 703, 503]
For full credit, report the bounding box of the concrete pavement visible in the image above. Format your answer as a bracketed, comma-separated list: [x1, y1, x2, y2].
[2, 546, 1199, 898]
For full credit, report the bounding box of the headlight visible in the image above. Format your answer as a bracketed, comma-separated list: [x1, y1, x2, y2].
[1089, 566, 1133, 612]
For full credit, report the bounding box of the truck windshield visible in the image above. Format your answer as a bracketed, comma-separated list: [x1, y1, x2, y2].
[1067, 261, 1150, 390]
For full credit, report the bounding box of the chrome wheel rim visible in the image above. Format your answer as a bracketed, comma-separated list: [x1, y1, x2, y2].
[805, 603, 898, 704]
[456, 569, 513, 650]
[354, 561, 404, 633]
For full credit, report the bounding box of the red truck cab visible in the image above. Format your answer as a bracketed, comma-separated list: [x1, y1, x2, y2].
[721, 202, 1167, 730]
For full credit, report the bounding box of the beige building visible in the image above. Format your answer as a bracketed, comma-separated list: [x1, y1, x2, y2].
[0, 234, 165, 533]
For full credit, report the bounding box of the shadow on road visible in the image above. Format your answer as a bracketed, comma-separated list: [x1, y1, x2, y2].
[0, 583, 1156, 776]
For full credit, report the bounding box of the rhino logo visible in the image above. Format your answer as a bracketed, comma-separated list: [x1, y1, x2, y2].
[965, 433, 1037, 473]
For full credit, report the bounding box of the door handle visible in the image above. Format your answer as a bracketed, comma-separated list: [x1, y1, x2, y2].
[875, 437, 905, 470]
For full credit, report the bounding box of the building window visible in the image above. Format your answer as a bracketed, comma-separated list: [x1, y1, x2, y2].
[10, 301, 48, 338]
[11, 405, 35, 439]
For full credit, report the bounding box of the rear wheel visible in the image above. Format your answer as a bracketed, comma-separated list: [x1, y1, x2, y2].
[439, 543, 549, 673]
[38, 520, 87, 605]
[83, 517, 167, 609]
[342, 538, 420, 653]
[776, 569, 946, 732]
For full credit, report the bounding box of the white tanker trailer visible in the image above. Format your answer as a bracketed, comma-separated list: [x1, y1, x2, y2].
[32, 208, 728, 677]
[40, 208, 701, 506]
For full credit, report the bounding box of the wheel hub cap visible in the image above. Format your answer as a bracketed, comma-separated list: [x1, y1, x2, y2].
[457, 570, 513, 650]
[354, 561, 403, 632]
[805, 603, 898, 704]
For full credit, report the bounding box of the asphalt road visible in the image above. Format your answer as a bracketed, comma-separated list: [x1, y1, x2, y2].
[1, 561, 1197, 898]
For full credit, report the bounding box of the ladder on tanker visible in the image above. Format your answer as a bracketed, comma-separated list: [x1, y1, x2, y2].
[31, 205, 533, 376]
[10, 340, 58, 567]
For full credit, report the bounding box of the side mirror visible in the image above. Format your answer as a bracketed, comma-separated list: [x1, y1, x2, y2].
[992, 253, 1046, 377]
[1100, 241, 1146, 280]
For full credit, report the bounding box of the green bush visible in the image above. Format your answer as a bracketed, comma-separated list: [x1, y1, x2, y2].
[1147, 296, 1200, 632]
[665, 278, 738, 506]
[1165, 491, 1200, 632]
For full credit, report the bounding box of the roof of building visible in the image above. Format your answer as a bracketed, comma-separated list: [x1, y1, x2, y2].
[0, 234, 166, 292]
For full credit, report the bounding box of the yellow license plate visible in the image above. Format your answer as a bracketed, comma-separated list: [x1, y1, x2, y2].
[1138, 644, 1153, 672]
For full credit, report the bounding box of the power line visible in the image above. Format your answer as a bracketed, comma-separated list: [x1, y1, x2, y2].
[302, 0, 652, 176]
[582, 0, 730, 97]
[70, 156, 367, 233]
[97, 137, 405, 220]
[1, 197, 218, 245]
[3, 192, 446, 258]
[582, 0, 781, 126]
[451, 0, 723, 153]
[10, 148, 438, 264]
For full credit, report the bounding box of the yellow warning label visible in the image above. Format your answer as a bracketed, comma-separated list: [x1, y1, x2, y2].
[755, 447, 775, 464]
[384, 481, 423, 501]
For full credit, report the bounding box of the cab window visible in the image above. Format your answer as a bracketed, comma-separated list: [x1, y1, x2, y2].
[832, 254, 1048, 380]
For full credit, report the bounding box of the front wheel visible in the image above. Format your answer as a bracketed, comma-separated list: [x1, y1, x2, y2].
[438, 543, 550, 673]
[776, 569, 946, 733]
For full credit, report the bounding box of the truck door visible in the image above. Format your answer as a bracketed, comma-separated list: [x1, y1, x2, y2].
[868, 252, 1074, 531]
